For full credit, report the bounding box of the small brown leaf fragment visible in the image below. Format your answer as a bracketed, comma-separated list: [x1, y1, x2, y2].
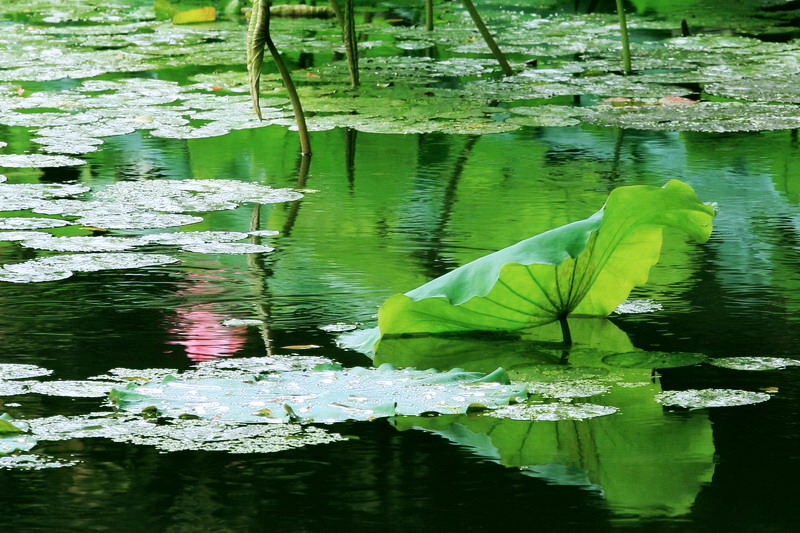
[761, 386, 779, 393]
[281, 344, 321, 350]
[658, 96, 698, 106]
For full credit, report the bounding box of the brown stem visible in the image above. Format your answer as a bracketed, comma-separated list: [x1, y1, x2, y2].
[460, 0, 512, 76]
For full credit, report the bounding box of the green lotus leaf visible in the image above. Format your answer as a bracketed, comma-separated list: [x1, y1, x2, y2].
[602, 351, 708, 369]
[352, 180, 713, 352]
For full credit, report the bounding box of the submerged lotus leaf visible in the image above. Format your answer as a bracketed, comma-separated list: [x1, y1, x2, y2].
[0, 217, 69, 230]
[26, 412, 345, 454]
[613, 299, 663, 314]
[111, 365, 527, 424]
[0, 252, 179, 284]
[352, 180, 713, 351]
[181, 242, 275, 254]
[655, 389, 771, 408]
[0, 454, 77, 469]
[0, 154, 85, 167]
[75, 213, 204, 229]
[20, 236, 143, 252]
[0, 364, 53, 380]
[487, 402, 618, 421]
[602, 351, 707, 369]
[140, 231, 249, 245]
[584, 102, 800, 132]
[525, 380, 610, 399]
[707, 357, 800, 371]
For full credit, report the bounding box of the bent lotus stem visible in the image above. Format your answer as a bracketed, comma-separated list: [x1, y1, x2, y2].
[558, 315, 572, 346]
[248, 0, 312, 154]
[425, 0, 434, 31]
[615, 0, 632, 74]
[460, 0, 513, 76]
[343, 0, 359, 87]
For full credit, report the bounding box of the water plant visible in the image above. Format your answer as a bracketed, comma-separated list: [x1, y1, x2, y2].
[343, 179, 714, 352]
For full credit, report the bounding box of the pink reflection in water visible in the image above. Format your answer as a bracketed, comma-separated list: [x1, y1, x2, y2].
[167, 274, 248, 361]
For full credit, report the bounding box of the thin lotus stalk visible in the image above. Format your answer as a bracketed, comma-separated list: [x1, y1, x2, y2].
[615, 0, 632, 74]
[343, 0, 359, 87]
[460, 0, 512, 76]
[328, 0, 344, 29]
[247, 0, 312, 155]
[425, 0, 434, 31]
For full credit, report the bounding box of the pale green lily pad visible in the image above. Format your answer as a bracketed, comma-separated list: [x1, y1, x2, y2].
[23, 380, 118, 398]
[655, 389, 771, 408]
[0, 154, 85, 167]
[602, 351, 707, 369]
[0, 381, 30, 396]
[181, 242, 275, 254]
[0, 217, 69, 230]
[74, 213, 204, 229]
[190, 355, 335, 376]
[525, 380, 610, 399]
[88, 368, 180, 383]
[0, 252, 179, 284]
[140, 231, 249, 245]
[19, 236, 144, 252]
[707, 357, 800, 371]
[584, 102, 800, 132]
[0, 364, 54, 380]
[705, 78, 800, 104]
[0, 454, 78, 469]
[487, 402, 618, 421]
[26, 412, 346, 454]
[111, 365, 527, 424]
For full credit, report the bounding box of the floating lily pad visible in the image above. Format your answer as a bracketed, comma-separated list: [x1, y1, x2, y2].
[190, 355, 335, 377]
[0, 154, 85, 167]
[0, 454, 78, 470]
[26, 412, 345, 454]
[24, 380, 118, 398]
[181, 242, 275, 254]
[0, 364, 53, 380]
[584, 102, 800, 132]
[706, 78, 800, 104]
[88, 368, 180, 383]
[248, 230, 280, 237]
[74, 213, 204, 229]
[602, 351, 707, 369]
[655, 389, 771, 408]
[0, 381, 30, 396]
[0, 217, 69, 230]
[140, 231, 249, 245]
[111, 365, 527, 424]
[707, 357, 800, 371]
[0, 252, 179, 284]
[19, 236, 143, 252]
[487, 402, 618, 421]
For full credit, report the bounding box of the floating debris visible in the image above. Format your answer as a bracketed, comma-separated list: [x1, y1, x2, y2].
[221, 319, 264, 327]
[655, 389, 771, 408]
[707, 357, 800, 371]
[320, 323, 358, 333]
[613, 299, 664, 314]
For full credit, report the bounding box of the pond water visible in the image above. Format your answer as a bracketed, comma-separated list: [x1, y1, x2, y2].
[2, 0, 800, 531]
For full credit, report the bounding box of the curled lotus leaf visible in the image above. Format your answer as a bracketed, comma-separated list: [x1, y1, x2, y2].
[345, 180, 714, 353]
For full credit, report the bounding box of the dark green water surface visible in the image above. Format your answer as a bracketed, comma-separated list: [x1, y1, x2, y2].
[2, 1, 800, 531]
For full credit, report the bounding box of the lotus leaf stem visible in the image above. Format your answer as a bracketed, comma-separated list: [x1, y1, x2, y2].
[559, 315, 572, 346]
[426, 0, 434, 31]
[615, 0, 632, 74]
[460, 0, 513, 76]
[329, 0, 345, 28]
[343, 0, 359, 87]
